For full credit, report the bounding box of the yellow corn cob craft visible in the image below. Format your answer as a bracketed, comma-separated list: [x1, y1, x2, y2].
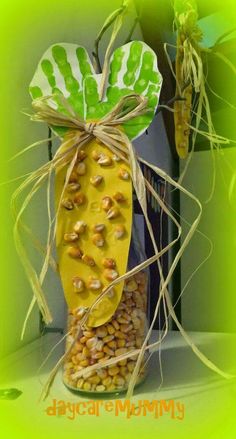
[55, 137, 132, 326]
[29, 41, 162, 327]
[174, 33, 192, 159]
[173, 0, 202, 158]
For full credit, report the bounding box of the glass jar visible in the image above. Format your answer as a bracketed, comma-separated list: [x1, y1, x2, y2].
[63, 213, 149, 394]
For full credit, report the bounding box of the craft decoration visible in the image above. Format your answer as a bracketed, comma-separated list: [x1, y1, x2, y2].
[29, 40, 162, 329]
[11, 3, 233, 399]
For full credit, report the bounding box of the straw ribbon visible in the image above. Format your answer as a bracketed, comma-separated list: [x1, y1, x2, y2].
[32, 93, 149, 144]
[84, 121, 97, 135]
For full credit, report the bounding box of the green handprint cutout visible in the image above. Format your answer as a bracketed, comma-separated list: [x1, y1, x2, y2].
[105, 41, 162, 138]
[29, 41, 162, 140]
[30, 43, 95, 119]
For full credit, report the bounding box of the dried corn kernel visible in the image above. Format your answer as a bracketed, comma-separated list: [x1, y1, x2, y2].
[107, 383, 116, 391]
[111, 320, 120, 330]
[103, 335, 114, 343]
[95, 327, 107, 338]
[101, 196, 113, 211]
[125, 279, 138, 292]
[88, 375, 101, 385]
[83, 381, 91, 391]
[115, 347, 128, 357]
[104, 269, 119, 281]
[93, 223, 105, 233]
[96, 385, 106, 392]
[61, 198, 74, 210]
[98, 154, 112, 166]
[74, 192, 86, 206]
[127, 361, 135, 372]
[92, 150, 102, 161]
[107, 324, 115, 335]
[95, 340, 104, 351]
[112, 154, 121, 162]
[102, 376, 112, 387]
[107, 340, 117, 349]
[102, 258, 116, 269]
[118, 359, 127, 366]
[120, 324, 132, 333]
[86, 337, 98, 349]
[108, 366, 120, 376]
[114, 224, 126, 239]
[113, 375, 125, 386]
[87, 277, 102, 290]
[73, 220, 87, 234]
[117, 317, 129, 324]
[82, 254, 96, 267]
[76, 378, 84, 388]
[118, 167, 129, 180]
[82, 346, 90, 358]
[67, 246, 83, 259]
[114, 331, 126, 339]
[113, 192, 126, 203]
[67, 182, 81, 193]
[119, 366, 127, 377]
[72, 277, 85, 293]
[92, 233, 105, 247]
[76, 162, 86, 175]
[92, 351, 104, 360]
[68, 171, 78, 183]
[90, 174, 103, 187]
[83, 330, 95, 338]
[103, 346, 114, 356]
[97, 369, 108, 379]
[77, 150, 87, 162]
[64, 232, 79, 242]
[106, 207, 120, 220]
[80, 359, 90, 367]
[80, 336, 88, 344]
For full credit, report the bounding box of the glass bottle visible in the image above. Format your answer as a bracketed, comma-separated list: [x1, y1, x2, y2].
[63, 212, 149, 394]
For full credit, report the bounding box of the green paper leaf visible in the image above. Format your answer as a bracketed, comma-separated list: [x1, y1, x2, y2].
[29, 41, 162, 140]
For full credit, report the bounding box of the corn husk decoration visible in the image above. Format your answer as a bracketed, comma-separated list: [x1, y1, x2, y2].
[173, 0, 202, 159]
[11, 3, 234, 400]
[169, 0, 234, 179]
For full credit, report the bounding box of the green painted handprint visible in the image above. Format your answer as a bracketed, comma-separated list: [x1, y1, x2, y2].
[29, 41, 162, 139]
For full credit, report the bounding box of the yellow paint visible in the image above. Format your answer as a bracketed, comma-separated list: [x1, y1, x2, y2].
[55, 137, 132, 327]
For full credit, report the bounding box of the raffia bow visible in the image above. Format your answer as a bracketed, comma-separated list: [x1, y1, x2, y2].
[12, 91, 233, 401]
[31, 92, 149, 154]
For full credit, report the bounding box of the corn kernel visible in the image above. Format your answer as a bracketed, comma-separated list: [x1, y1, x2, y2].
[108, 366, 120, 376]
[127, 361, 135, 372]
[117, 339, 126, 348]
[113, 375, 125, 386]
[103, 334, 114, 343]
[103, 346, 114, 356]
[107, 324, 115, 335]
[114, 331, 126, 339]
[102, 376, 112, 387]
[83, 381, 91, 391]
[115, 347, 128, 357]
[88, 375, 101, 385]
[76, 378, 84, 388]
[80, 359, 89, 367]
[107, 340, 117, 349]
[96, 384, 106, 392]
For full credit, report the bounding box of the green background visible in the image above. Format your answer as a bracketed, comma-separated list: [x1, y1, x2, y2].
[0, 0, 236, 438]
